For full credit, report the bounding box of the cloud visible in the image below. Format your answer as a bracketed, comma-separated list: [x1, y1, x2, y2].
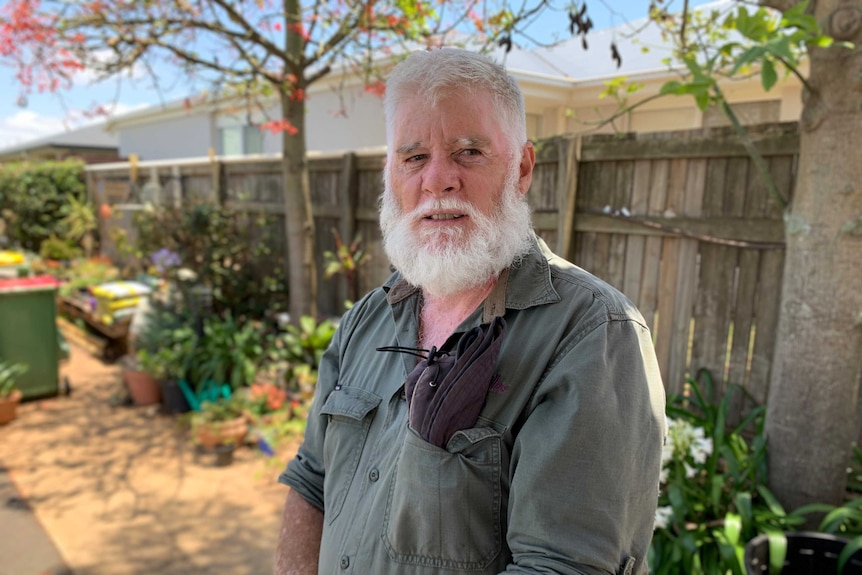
[0, 102, 148, 151]
[0, 110, 67, 148]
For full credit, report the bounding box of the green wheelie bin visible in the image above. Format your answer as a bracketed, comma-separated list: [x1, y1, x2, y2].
[0, 276, 63, 400]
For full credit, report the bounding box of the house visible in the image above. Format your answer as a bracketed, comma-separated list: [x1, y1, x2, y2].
[0, 121, 121, 164]
[100, 0, 805, 161]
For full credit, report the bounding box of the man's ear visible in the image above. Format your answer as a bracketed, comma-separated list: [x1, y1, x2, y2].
[517, 142, 536, 196]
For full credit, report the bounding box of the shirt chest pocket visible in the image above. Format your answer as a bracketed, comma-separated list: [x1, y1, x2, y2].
[382, 425, 504, 571]
[320, 386, 382, 524]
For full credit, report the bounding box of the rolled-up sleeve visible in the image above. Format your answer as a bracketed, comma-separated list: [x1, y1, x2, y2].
[503, 318, 666, 575]
[277, 324, 344, 511]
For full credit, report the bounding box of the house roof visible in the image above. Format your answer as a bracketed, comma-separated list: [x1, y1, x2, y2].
[0, 121, 118, 161]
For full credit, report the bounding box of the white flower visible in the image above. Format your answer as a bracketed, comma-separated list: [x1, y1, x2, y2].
[654, 506, 674, 530]
[176, 268, 198, 282]
[661, 442, 675, 466]
[691, 437, 713, 464]
[684, 462, 697, 479]
[660, 466, 670, 484]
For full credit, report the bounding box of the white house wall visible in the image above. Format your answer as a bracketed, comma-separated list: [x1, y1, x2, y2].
[304, 85, 387, 152]
[118, 111, 213, 161]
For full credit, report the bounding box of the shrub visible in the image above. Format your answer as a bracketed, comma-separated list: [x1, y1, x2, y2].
[650, 369, 803, 574]
[0, 161, 87, 250]
[133, 202, 288, 319]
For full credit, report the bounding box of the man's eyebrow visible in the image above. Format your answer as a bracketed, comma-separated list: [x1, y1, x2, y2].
[395, 142, 422, 155]
[453, 136, 491, 149]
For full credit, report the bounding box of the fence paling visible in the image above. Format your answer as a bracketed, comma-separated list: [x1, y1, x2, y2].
[86, 122, 798, 412]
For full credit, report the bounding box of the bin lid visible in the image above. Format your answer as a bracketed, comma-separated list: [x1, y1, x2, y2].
[0, 275, 60, 293]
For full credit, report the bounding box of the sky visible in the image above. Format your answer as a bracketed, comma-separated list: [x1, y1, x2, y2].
[0, 0, 713, 152]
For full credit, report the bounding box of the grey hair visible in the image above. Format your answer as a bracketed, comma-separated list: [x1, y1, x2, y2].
[383, 48, 527, 158]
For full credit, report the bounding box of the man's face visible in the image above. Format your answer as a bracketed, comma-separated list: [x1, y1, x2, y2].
[380, 89, 536, 296]
[386, 91, 533, 246]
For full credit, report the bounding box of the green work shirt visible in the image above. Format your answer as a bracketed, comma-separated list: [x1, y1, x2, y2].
[279, 236, 667, 575]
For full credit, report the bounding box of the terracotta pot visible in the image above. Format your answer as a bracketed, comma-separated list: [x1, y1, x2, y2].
[123, 369, 162, 406]
[193, 416, 248, 449]
[0, 389, 22, 425]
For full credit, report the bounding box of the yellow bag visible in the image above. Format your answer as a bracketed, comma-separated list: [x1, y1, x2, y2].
[0, 251, 25, 266]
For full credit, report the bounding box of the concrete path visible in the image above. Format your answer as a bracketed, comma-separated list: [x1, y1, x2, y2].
[0, 339, 298, 575]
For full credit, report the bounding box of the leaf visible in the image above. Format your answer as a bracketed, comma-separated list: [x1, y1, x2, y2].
[724, 513, 742, 546]
[729, 46, 766, 76]
[766, 531, 787, 575]
[761, 59, 778, 91]
[838, 536, 862, 574]
[756, 485, 787, 517]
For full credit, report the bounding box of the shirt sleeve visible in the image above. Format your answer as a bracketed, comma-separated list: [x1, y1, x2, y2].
[277, 318, 344, 511]
[501, 318, 667, 575]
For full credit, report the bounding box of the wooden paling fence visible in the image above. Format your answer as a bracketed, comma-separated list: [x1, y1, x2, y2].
[87, 122, 798, 421]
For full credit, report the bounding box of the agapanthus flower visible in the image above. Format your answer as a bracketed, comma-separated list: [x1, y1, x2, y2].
[151, 248, 181, 274]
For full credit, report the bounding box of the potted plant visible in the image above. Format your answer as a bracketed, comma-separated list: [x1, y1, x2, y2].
[0, 361, 28, 425]
[129, 303, 197, 409]
[189, 394, 248, 450]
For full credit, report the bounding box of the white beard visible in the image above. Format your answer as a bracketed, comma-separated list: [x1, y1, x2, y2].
[379, 169, 534, 298]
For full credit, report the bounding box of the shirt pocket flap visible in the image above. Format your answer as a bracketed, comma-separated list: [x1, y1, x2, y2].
[320, 387, 382, 421]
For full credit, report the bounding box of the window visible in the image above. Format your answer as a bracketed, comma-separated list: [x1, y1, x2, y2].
[218, 125, 263, 156]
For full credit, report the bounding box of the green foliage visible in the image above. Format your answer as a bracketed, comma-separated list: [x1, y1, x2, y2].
[192, 312, 266, 391]
[58, 192, 98, 253]
[191, 394, 246, 425]
[133, 202, 288, 319]
[38, 235, 80, 261]
[0, 360, 28, 398]
[266, 315, 336, 398]
[56, 258, 120, 297]
[650, 369, 803, 574]
[0, 161, 87, 250]
[279, 315, 336, 370]
[322, 229, 370, 303]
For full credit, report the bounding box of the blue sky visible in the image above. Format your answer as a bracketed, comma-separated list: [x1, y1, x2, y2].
[0, 0, 712, 151]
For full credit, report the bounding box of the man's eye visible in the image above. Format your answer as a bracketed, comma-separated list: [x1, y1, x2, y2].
[406, 154, 426, 162]
[459, 149, 481, 157]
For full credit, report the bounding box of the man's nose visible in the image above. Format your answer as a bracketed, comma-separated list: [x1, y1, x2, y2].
[421, 156, 460, 197]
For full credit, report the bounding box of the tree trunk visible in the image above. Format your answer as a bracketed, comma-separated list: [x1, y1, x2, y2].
[281, 87, 318, 323]
[765, 0, 862, 512]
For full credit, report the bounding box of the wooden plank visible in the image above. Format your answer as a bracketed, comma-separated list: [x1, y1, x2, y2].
[690, 244, 736, 398]
[724, 157, 749, 217]
[607, 160, 634, 291]
[580, 125, 799, 162]
[588, 160, 617, 282]
[668, 158, 706, 392]
[726, 249, 760, 423]
[703, 158, 727, 215]
[655, 159, 689, 392]
[556, 136, 581, 260]
[572, 214, 785, 245]
[638, 159, 669, 331]
[573, 160, 600, 273]
[622, 160, 651, 301]
[655, 237, 681, 393]
[748, 250, 785, 406]
[337, 152, 358, 306]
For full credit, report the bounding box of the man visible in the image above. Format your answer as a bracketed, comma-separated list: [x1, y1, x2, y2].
[275, 48, 666, 575]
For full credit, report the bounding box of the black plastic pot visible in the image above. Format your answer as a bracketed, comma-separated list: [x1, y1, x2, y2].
[745, 532, 862, 574]
[159, 379, 191, 414]
[214, 444, 235, 467]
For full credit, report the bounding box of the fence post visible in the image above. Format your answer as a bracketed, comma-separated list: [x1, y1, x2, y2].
[337, 152, 358, 304]
[555, 135, 581, 260]
[171, 165, 183, 208]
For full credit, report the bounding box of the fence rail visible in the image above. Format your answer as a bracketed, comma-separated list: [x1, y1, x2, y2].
[87, 122, 798, 422]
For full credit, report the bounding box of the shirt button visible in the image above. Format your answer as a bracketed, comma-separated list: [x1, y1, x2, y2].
[369, 468, 380, 482]
[340, 555, 350, 569]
